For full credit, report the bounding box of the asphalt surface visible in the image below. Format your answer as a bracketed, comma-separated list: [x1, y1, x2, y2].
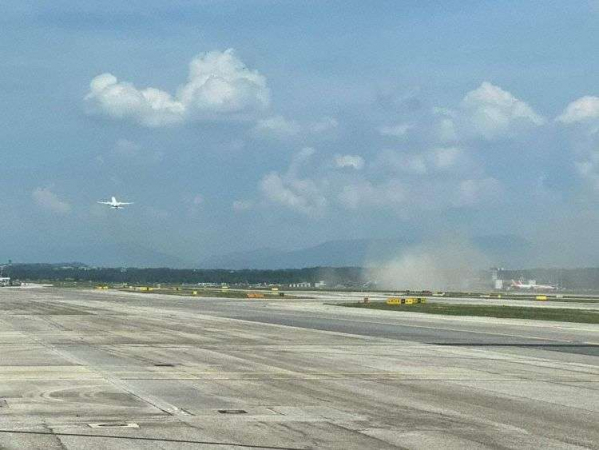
[1, 287, 598, 449]
[91, 290, 599, 355]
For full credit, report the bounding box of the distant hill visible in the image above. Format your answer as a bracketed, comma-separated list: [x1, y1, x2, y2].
[198, 235, 534, 269]
[11, 242, 191, 269]
[197, 239, 407, 269]
[471, 234, 535, 267]
[7, 235, 534, 270]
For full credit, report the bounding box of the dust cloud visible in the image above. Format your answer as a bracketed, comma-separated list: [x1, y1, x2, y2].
[366, 237, 490, 291]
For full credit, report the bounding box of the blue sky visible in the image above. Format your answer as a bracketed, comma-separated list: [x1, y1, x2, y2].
[2, 0, 599, 267]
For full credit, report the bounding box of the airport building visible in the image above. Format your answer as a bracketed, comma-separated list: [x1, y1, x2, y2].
[289, 282, 312, 288]
[0, 277, 10, 287]
[288, 280, 327, 289]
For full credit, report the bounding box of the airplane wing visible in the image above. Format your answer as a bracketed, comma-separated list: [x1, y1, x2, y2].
[97, 201, 112, 205]
[118, 202, 134, 205]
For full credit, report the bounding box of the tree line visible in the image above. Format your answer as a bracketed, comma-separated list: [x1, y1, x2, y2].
[5, 264, 599, 290]
[3, 264, 365, 286]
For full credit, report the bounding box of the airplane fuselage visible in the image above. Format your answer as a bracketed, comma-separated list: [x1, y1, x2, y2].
[98, 196, 133, 209]
[511, 281, 556, 291]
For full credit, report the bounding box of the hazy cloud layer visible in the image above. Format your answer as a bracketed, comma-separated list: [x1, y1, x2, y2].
[251, 115, 338, 140]
[32, 188, 71, 214]
[378, 123, 413, 137]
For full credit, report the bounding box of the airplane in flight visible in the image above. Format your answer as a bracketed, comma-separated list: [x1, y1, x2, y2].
[510, 280, 557, 291]
[98, 197, 133, 209]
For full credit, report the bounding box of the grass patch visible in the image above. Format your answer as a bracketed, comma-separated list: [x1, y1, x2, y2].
[339, 302, 599, 324]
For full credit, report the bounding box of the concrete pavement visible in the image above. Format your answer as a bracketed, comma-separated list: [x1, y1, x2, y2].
[0, 287, 598, 449]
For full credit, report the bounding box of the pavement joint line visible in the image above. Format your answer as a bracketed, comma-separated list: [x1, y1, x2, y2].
[540, 379, 599, 393]
[0, 429, 308, 450]
[432, 344, 599, 372]
[21, 329, 192, 418]
[112, 376, 598, 382]
[445, 379, 599, 415]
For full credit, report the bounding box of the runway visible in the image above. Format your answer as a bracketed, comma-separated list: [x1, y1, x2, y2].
[0, 287, 598, 449]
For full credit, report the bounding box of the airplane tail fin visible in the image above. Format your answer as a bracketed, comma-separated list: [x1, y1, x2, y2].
[112, 196, 117, 203]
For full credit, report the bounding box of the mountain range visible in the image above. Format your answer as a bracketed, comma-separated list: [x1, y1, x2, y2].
[198, 235, 534, 270]
[6, 235, 534, 269]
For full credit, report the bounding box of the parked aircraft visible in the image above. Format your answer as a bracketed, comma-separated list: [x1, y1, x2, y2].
[510, 280, 557, 291]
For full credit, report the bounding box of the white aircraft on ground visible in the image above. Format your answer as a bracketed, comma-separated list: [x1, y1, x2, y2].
[510, 280, 557, 291]
[98, 197, 133, 209]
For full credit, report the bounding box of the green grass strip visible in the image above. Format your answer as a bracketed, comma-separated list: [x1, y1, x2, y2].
[339, 302, 599, 324]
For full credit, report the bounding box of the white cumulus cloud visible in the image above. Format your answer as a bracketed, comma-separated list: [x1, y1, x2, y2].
[334, 154, 365, 170]
[259, 172, 327, 216]
[460, 82, 545, 139]
[252, 115, 301, 138]
[32, 188, 71, 214]
[338, 179, 406, 210]
[557, 96, 599, 125]
[310, 116, 339, 134]
[258, 148, 327, 216]
[232, 200, 253, 212]
[85, 49, 270, 127]
[375, 147, 466, 175]
[576, 148, 599, 192]
[250, 146, 502, 218]
[432, 109, 459, 142]
[378, 123, 413, 137]
[430, 147, 462, 170]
